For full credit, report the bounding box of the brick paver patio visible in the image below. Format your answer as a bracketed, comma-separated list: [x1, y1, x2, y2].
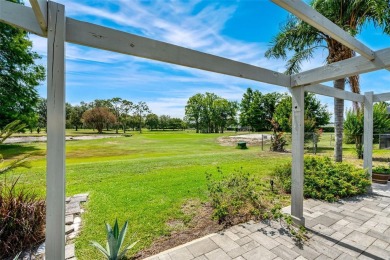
[145, 183, 390, 260]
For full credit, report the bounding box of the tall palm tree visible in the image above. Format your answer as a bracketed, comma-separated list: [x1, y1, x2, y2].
[265, 0, 390, 162]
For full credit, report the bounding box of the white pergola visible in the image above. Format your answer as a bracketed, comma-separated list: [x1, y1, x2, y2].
[1, 0, 390, 258]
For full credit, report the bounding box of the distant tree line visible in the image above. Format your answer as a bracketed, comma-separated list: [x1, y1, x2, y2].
[32, 97, 188, 134]
[184, 88, 331, 134]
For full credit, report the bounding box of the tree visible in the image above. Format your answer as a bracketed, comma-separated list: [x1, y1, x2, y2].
[36, 98, 47, 131]
[159, 115, 171, 130]
[69, 104, 88, 131]
[169, 118, 183, 130]
[185, 93, 204, 133]
[82, 107, 116, 134]
[185, 92, 238, 133]
[0, 0, 45, 128]
[344, 103, 390, 159]
[119, 100, 133, 133]
[145, 113, 159, 130]
[265, 0, 390, 162]
[133, 101, 150, 133]
[240, 88, 283, 131]
[127, 115, 140, 131]
[273, 93, 330, 132]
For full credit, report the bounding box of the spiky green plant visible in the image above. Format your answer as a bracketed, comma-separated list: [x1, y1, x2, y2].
[90, 219, 138, 260]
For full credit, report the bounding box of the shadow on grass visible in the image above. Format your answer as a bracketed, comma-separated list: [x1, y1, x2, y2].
[373, 157, 390, 162]
[0, 144, 42, 160]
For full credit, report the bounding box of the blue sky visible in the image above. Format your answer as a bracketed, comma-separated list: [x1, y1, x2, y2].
[27, 0, 390, 119]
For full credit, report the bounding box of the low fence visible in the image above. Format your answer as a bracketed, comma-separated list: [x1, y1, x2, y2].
[253, 132, 390, 154]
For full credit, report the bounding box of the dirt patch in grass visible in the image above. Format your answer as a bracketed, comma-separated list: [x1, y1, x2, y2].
[133, 200, 223, 259]
[217, 134, 271, 147]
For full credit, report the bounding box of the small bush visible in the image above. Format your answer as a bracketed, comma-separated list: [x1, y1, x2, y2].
[273, 156, 370, 202]
[206, 167, 271, 225]
[0, 178, 46, 259]
[206, 168, 307, 242]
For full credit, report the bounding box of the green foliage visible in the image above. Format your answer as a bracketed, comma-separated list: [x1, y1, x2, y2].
[372, 166, 390, 175]
[0, 1, 45, 128]
[266, 0, 390, 161]
[133, 101, 150, 133]
[344, 109, 364, 158]
[273, 93, 330, 132]
[321, 126, 334, 133]
[206, 167, 273, 225]
[0, 177, 46, 259]
[90, 219, 138, 260]
[269, 119, 288, 152]
[185, 92, 238, 133]
[206, 167, 307, 242]
[273, 156, 370, 202]
[0, 120, 26, 144]
[344, 103, 390, 158]
[145, 113, 159, 130]
[239, 88, 284, 131]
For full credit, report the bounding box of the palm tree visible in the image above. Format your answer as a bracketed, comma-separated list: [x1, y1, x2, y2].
[265, 0, 390, 162]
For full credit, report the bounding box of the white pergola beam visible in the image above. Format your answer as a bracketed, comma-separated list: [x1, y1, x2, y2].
[65, 18, 290, 87]
[292, 48, 390, 87]
[363, 92, 374, 178]
[290, 87, 305, 226]
[0, 0, 44, 36]
[373, 93, 390, 102]
[46, 1, 66, 259]
[29, 0, 47, 35]
[304, 84, 364, 103]
[272, 0, 375, 61]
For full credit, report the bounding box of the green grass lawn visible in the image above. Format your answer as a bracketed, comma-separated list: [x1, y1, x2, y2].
[1, 130, 389, 259]
[1, 131, 291, 259]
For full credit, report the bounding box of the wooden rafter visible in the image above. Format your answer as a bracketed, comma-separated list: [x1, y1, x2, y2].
[65, 18, 291, 87]
[292, 48, 390, 87]
[304, 84, 364, 103]
[271, 0, 375, 61]
[29, 0, 47, 35]
[0, 0, 43, 36]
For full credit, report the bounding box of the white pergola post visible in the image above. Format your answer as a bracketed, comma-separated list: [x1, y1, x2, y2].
[290, 87, 305, 225]
[363, 92, 374, 180]
[46, 1, 66, 259]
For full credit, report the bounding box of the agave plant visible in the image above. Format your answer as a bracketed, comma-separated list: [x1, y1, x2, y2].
[91, 219, 138, 260]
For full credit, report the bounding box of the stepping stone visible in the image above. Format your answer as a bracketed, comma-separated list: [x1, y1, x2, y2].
[73, 216, 82, 224]
[71, 193, 89, 203]
[65, 215, 74, 225]
[66, 202, 81, 215]
[65, 244, 75, 259]
[65, 225, 74, 235]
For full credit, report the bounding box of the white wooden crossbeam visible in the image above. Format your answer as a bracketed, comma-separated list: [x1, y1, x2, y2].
[291, 48, 390, 87]
[304, 84, 364, 103]
[64, 18, 290, 87]
[373, 93, 390, 102]
[29, 0, 47, 35]
[271, 0, 375, 61]
[0, 0, 44, 36]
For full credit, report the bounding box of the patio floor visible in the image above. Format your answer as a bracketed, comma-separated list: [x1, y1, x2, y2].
[145, 183, 390, 260]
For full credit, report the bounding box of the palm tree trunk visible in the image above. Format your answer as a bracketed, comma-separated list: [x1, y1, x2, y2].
[334, 78, 345, 162]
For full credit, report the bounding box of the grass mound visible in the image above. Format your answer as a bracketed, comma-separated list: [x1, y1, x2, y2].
[273, 156, 370, 202]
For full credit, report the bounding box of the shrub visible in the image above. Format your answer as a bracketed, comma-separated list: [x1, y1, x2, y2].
[273, 156, 370, 202]
[206, 167, 272, 225]
[206, 167, 307, 242]
[0, 177, 46, 259]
